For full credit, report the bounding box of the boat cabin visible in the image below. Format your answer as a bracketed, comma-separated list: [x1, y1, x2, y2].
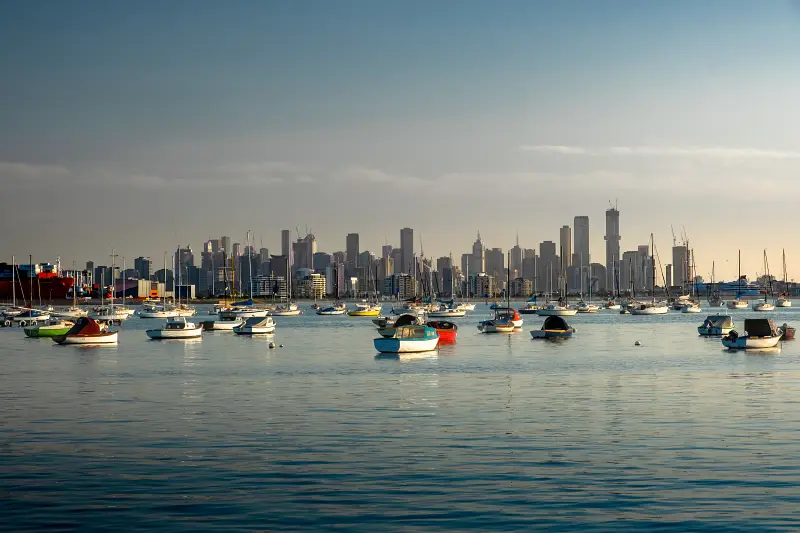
[702, 315, 733, 330]
[394, 325, 438, 339]
[242, 316, 273, 328]
[542, 316, 573, 331]
[494, 308, 521, 321]
[743, 319, 779, 338]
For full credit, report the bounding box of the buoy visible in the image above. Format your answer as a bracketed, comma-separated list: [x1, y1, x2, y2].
[279, 344, 284, 348]
[269, 342, 276, 349]
[634, 341, 641, 346]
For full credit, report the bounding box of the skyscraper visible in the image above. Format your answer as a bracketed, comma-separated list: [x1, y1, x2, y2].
[573, 216, 590, 267]
[672, 246, 688, 289]
[471, 232, 485, 273]
[281, 230, 291, 257]
[510, 234, 523, 279]
[559, 225, 572, 268]
[134, 256, 151, 280]
[485, 248, 505, 288]
[539, 240, 558, 292]
[220, 236, 232, 255]
[400, 228, 414, 274]
[346, 233, 360, 270]
[605, 206, 621, 290]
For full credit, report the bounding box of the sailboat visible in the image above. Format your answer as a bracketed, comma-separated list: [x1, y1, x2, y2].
[708, 261, 724, 307]
[753, 250, 776, 312]
[727, 250, 748, 309]
[681, 250, 702, 313]
[89, 253, 130, 323]
[478, 251, 521, 332]
[273, 255, 302, 316]
[604, 258, 622, 310]
[138, 253, 180, 318]
[630, 234, 669, 315]
[576, 258, 599, 313]
[776, 249, 792, 307]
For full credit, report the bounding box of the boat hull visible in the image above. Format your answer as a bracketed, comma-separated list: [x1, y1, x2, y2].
[427, 310, 466, 318]
[271, 310, 302, 316]
[727, 300, 748, 310]
[531, 329, 573, 339]
[317, 309, 346, 315]
[145, 328, 203, 339]
[536, 309, 577, 316]
[348, 310, 381, 317]
[698, 326, 734, 336]
[753, 303, 776, 312]
[54, 332, 119, 345]
[477, 321, 515, 333]
[776, 300, 792, 308]
[0, 277, 74, 300]
[630, 306, 669, 315]
[233, 326, 275, 335]
[24, 325, 72, 337]
[722, 335, 781, 349]
[201, 320, 243, 330]
[373, 336, 439, 353]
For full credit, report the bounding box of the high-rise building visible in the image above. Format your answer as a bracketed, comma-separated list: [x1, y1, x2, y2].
[391, 248, 403, 275]
[472, 232, 485, 273]
[232, 242, 242, 258]
[485, 248, 505, 288]
[510, 234, 523, 280]
[589, 263, 607, 294]
[573, 216, 590, 267]
[672, 246, 688, 289]
[293, 234, 317, 270]
[281, 230, 291, 257]
[559, 225, 572, 269]
[134, 256, 152, 280]
[400, 228, 414, 274]
[220, 236, 232, 255]
[539, 240, 558, 292]
[605, 207, 621, 290]
[637, 245, 651, 291]
[346, 233, 360, 271]
[666, 264, 673, 288]
[313, 252, 332, 272]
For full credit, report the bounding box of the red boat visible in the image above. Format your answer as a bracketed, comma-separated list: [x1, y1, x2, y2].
[0, 263, 74, 301]
[426, 320, 458, 343]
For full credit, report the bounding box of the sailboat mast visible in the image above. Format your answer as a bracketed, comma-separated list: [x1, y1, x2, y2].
[11, 255, 15, 308]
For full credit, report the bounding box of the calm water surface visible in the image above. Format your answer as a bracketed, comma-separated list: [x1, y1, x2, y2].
[3, 305, 800, 531]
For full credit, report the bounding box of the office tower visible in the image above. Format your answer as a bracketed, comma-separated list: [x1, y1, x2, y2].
[573, 216, 589, 266]
[221, 236, 232, 254]
[400, 228, 414, 274]
[666, 264, 673, 288]
[391, 248, 403, 275]
[293, 233, 317, 270]
[259, 248, 270, 264]
[471, 232, 486, 273]
[605, 207, 621, 290]
[590, 263, 607, 293]
[637, 245, 651, 291]
[346, 233, 360, 273]
[485, 248, 505, 287]
[539, 240, 558, 293]
[281, 230, 291, 256]
[232, 242, 242, 258]
[559, 225, 572, 270]
[672, 246, 688, 289]
[174, 246, 194, 270]
[313, 252, 332, 272]
[134, 256, 152, 280]
[510, 234, 523, 280]
[203, 240, 213, 253]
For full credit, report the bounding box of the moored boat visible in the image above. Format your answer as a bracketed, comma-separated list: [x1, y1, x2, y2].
[698, 314, 734, 336]
[722, 319, 781, 349]
[373, 325, 439, 353]
[271, 303, 302, 316]
[53, 317, 118, 345]
[536, 303, 577, 316]
[427, 304, 466, 318]
[377, 314, 420, 337]
[146, 316, 203, 339]
[201, 316, 244, 330]
[317, 302, 346, 315]
[24, 319, 74, 338]
[530, 315, 575, 339]
[348, 302, 382, 317]
[681, 302, 702, 313]
[233, 316, 276, 335]
[425, 320, 458, 343]
[780, 323, 795, 340]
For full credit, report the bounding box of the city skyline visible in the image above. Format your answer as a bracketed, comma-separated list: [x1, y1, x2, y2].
[3, 2, 800, 280]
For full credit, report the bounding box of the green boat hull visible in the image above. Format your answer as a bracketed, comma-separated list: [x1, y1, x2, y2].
[24, 327, 72, 338]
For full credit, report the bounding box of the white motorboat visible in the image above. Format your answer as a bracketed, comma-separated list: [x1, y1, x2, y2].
[317, 302, 347, 315]
[174, 304, 197, 317]
[374, 325, 439, 353]
[53, 317, 118, 345]
[137, 306, 180, 318]
[603, 300, 621, 310]
[672, 295, 692, 311]
[201, 316, 244, 330]
[459, 303, 476, 312]
[536, 304, 577, 316]
[146, 316, 203, 339]
[218, 306, 270, 320]
[727, 299, 748, 310]
[233, 316, 276, 335]
[776, 297, 792, 308]
[698, 314, 734, 336]
[722, 319, 781, 349]
[753, 301, 776, 312]
[630, 302, 669, 315]
[89, 306, 130, 322]
[681, 302, 702, 313]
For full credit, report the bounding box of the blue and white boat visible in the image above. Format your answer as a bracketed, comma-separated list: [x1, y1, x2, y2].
[531, 315, 575, 339]
[373, 325, 439, 353]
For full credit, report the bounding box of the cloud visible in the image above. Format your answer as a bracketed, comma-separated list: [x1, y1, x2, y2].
[520, 145, 800, 159]
[0, 161, 70, 178]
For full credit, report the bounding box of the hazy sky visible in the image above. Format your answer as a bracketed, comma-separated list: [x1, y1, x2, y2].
[2, 0, 800, 280]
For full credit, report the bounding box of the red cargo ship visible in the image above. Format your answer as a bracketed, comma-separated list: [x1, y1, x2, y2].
[0, 263, 75, 301]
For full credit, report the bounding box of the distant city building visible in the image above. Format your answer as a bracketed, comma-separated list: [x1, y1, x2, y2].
[281, 230, 291, 257]
[297, 273, 326, 299]
[471, 232, 485, 273]
[475, 273, 497, 298]
[510, 236, 523, 280]
[232, 242, 242, 258]
[391, 248, 404, 275]
[666, 264, 673, 288]
[134, 256, 151, 280]
[221, 236, 232, 255]
[560, 225, 572, 269]
[672, 246, 689, 289]
[539, 240, 558, 293]
[313, 252, 332, 272]
[251, 274, 287, 298]
[510, 277, 533, 298]
[346, 233, 359, 274]
[485, 248, 504, 286]
[400, 228, 414, 274]
[605, 207, 621, 291]
[589, 263, 607, 294]
[573, 216, 590, 267]
[292, 234, 317, 270]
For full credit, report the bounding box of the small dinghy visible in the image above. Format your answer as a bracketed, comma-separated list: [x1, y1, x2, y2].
[780, 323, 795, 340]
[426, 320, 458, 343]
[233, 316, 276, 335]
[531, 315, 575, 339]
[146, 316, 203, 340]
[698, 315, 734, 336]
[373, 325, 439, 353]
[722, 319, 781, 349]
[53, 317, 118, 345]
[317, 303, 346, 315]
[377, 313, 419, 338]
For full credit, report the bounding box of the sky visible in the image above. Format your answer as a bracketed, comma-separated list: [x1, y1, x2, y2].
[2, 0, 800, 280]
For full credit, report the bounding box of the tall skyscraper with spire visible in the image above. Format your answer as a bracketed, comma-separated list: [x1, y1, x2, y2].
[472, 232, 485, 273]
[509, 232, 523, 279]
[605, 205, 621, 290]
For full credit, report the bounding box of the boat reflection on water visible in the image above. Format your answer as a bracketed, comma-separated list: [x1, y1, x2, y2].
[375, 350, 439, 362]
